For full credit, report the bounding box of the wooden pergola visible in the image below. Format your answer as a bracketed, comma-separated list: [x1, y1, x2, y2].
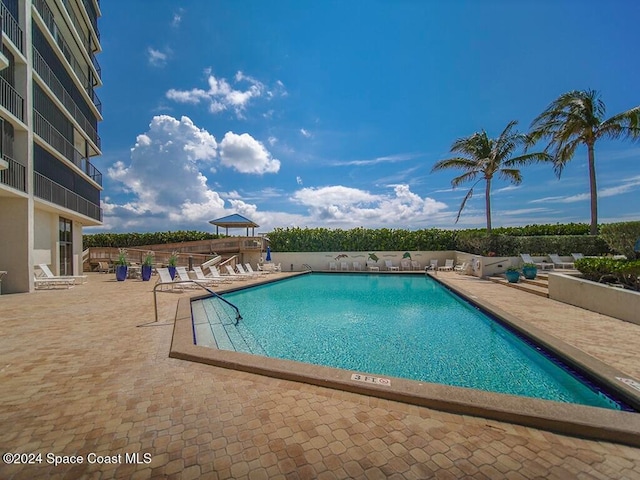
[209, 214, 259, 236]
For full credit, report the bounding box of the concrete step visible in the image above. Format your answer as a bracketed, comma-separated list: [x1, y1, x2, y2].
[488, 276, 549, 298]
[520, 277, 548, 288]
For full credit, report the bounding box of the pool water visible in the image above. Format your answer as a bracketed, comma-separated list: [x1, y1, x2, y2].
[193, 273, 624, 410]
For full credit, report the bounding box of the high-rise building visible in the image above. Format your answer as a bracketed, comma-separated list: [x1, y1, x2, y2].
[0, 0, 102, 293]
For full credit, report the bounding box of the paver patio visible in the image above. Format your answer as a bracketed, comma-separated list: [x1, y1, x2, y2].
[1, 272, 639, 479]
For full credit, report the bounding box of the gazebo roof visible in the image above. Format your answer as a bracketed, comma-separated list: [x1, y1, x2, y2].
[209, 214, 259, 228]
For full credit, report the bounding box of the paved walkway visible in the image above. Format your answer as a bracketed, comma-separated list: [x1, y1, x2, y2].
[1, 272, 639, 479]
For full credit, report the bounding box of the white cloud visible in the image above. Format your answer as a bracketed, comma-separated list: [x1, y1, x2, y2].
[330, 152, 422, 167]
[147, 47, 169, 67]
[267, 136, 277, 146]
[219, 132, 281, 174]
[300, 128, 312, 138]
[529, 176, 640, 204]
[172, 8, 184, 27]
[166, 70, 286, 118]
[296, 176, 303, 185]
[291, 184, 447, 226]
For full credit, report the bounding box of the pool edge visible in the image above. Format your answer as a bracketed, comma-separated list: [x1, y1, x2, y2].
[170, 274, 640, 448]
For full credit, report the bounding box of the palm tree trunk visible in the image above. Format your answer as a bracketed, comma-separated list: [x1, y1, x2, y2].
[485, 177, 492, 233]
[587, 142, 598, 235]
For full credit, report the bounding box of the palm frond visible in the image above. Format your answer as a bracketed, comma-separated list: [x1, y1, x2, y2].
[599, 105, 640, 141]
[450, 170, 480, 188]
[498, 168, 523, 185]
[431, 157, 479, 173]
[455, 188, 475, 224]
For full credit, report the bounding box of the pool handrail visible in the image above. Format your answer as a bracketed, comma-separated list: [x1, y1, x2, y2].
[153, 280, 242, 324]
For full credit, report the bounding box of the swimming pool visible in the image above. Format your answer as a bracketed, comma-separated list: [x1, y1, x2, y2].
[192, 273, 628, 410]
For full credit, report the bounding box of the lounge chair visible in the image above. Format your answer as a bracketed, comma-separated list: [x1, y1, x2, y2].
[33, 272, 75, 289]
[411, 260, 421, 271]
[175, 266, 214, 288]
[438, 259, 454, 271]
[236, 264, 259, 277]
[225, 265, 252, 280]
[454, 262, 468, 274]
[352, 261, 362, 271]
[426, 259, 438, 271]
[36, 264, 84, 285]
[97, 261, 113, 273]
[156, 267, 180, 291]
[385, 260, 399, 271]
[548, 254, 575, 269]
[329, 262, 337, 271]
[245, 264, 268, 275]
[400, 259, 411, 271]
[571, 253, 584, 261]
[340, 261, 349, 271]
[520, 254, 554, 270]
[206, 266, 234, 282]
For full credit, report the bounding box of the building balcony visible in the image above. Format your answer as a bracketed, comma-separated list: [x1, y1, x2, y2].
[34, 171, 102, 222]
[0, 154, 26, 192]
[33, 109, 102, 186]
[33, 46, 101, 149]
[33, 0, 102, 114]
[0, 75, 24, 122]
[0, 2, 23, 53]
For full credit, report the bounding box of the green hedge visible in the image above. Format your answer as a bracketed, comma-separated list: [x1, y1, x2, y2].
[83, 231, 222, 248]
[600, 221, 640, 259]
[575, 257, 640, 291]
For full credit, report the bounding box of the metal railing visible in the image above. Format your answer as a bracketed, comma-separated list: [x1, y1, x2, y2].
[0, 2, 22, 53]
[33, 47, 101, 148]
[0, 154, 26, 191]
[34, 171, 102, 221]
[59, 0, 101, 77]
[0, 75, 24, 121]
[33, 109, 102, 185]
[33, 0, 102, 114]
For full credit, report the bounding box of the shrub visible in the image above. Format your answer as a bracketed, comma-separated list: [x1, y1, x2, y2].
[575, 257, 640, 291]
[599, 221, 640, 260]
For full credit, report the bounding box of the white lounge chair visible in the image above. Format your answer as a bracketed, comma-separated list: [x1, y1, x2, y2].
[548, 254, 575, 269]
[411, 260, 421, 271]
[236, 264, 259, 277]
[426, 259, 438, 271]
[206, 266, 235, 282]
[340, 261, 349, 271]
[245, 264, 268, 275]
[329, 262, 337, 271]
[454, 262, 468, 274]
[156, 267, 181, 291]
[571, 253, 584, 261]
[225, 265, 251, 279]
[385, 260, 399, 271]
[520, 254, 554, 270]
[438, 259, 454, 271]
[37, 263, 86, 284]
[352, 261, 362, 271]
[33, 271, 75, 289]
[400, 259, 411, 271]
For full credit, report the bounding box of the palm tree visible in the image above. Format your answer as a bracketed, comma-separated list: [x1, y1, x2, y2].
[529, 90, 640, 235]
[431, 120, 550, 233]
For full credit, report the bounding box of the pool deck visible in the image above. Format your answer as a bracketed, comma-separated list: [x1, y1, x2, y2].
[1, 272, 640, 479]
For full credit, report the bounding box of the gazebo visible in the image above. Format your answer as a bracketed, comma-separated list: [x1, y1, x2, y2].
[209, 214, 259, 236]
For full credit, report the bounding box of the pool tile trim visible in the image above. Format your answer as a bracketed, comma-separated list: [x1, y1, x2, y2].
[169, 272, 640, 447]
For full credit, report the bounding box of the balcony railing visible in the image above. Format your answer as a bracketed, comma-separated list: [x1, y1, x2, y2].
[0, 2, 23, 53]
[33, 0, 102, 114]
[33, 109, 102, 186]
[59, 0, 101, 78]
[0, 75, 24, 121]
[34, 171, 102, 222]
[33, 46, 101, 149]
[0, 154, 26, 192]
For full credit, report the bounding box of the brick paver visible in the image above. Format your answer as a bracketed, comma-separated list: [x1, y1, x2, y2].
[1, 272, 639, 479]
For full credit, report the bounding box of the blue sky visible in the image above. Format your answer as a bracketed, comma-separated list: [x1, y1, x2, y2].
[91, 1, 640, 234]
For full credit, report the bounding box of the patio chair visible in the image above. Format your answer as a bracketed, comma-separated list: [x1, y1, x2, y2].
[520, 254, 554, 270]
[156, 267, 181, 291]
[385, 260, 399, 271]
[236, 264, 259, 277]
[175, 266, 214, 288]
[548, 254, 575, 269]
[36, 264, 84, 285]
[225, 265, 252, 280]
[245, 263, 268, 275]
[33, 271, 75, 289]
[411, 260, 421, 271]
[206, 266, 235, 282]
[329, 262, 337, 271]
[438, 259, 454, 271]
[400, 259, 411, 271]
[352, 261, 362, 271]
[426, 259, 438, 271]
[571, 253, 584, 261]
[454, 262, 469, 274]
[97, 261, 113, 273]
[340, 261, 349, 271]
